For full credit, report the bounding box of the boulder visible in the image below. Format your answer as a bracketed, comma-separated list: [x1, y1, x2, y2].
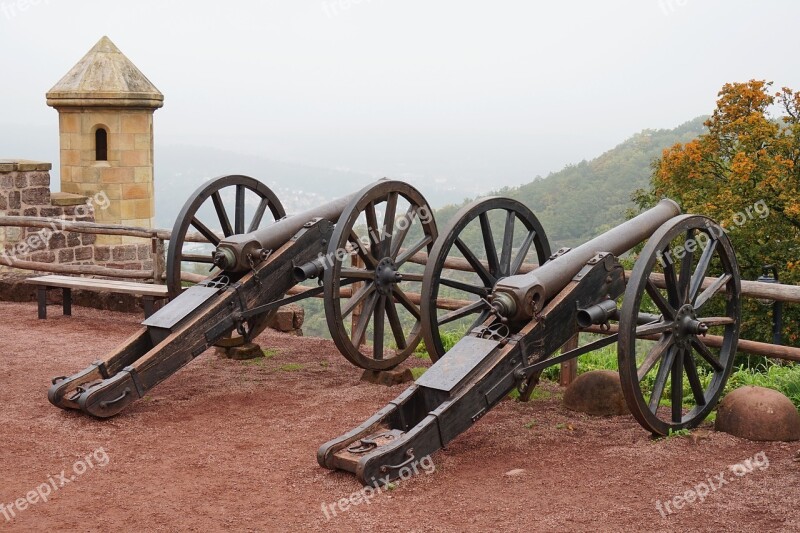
[217, 342, 263, 361]
[715, 386, 800, 442]
[563, 370, 629, 416]
[361, 368, 414, 386]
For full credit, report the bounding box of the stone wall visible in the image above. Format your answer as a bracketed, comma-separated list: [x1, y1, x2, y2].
[0, 159, 154, 274]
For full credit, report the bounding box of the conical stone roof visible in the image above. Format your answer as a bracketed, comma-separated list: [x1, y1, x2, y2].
[46, 36, 163, 109]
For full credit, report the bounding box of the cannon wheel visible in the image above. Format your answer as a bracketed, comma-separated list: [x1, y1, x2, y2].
[419, 197, 551, 362]
[167, 175, 285, 345]
[324, 180, 438, 370]
[618, 215, 741, 435]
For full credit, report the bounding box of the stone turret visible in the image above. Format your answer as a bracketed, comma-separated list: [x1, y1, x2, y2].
[46, 36, 163, 243]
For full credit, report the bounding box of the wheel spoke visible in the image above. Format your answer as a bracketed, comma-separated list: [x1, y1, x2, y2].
[645, 279, 676, 320]
[671, 347, 685, 423]
[499, 211, 516, 277]
[439, 277, 489, 297]
[211, 191, 234, 237]
[342, 283, 375, 319]
[352, 291, 379, 347]
[479, 212, 500, 277]
[678, 229, 695, 304]
[455, 238, 495, 286]
[235, 184, 246, 234]
[364, 201, 381, 257]
[190, 217, 221, 246]
[373, 295, 386, 360]
[381, 192, 398, 258]
[636, 320, 674, 338]
[691, 337, 723, 372]
[637, 335, 672, 381]
[392, 287, 421, 320]
[385, 297, 408, 350]
[689, 238, 717, 303]
[348, 230, 378, 269]
[649, 346, 676, 413]
[683, 350, 707, 407]
[437, 300, 487, 326]
[389, 205, 417, 259]
[694, 274, 732, 310]
[511, 230, 537, 275]
[248, 197, 270, 233]
[662, 254, 681, 308]
[396, 235, 433, 267]
[398, 272, 424, 282]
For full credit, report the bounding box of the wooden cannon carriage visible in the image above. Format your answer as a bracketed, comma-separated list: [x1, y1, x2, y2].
[49, 176, 438, 417]
[319, 197, 740, 483]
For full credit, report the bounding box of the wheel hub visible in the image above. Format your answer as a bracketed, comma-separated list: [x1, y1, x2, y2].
[374, 257, 402, 294]
[672, 304, 708, 348]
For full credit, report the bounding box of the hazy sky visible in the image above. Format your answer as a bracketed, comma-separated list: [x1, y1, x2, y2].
[1, 0, 799, 189]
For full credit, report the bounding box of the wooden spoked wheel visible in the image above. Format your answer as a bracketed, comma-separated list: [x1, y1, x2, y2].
[166, 175, 285, 345]
[618, 215, 741, 435]
[324, 180, 437, 370]
[420, 197, 551, 361]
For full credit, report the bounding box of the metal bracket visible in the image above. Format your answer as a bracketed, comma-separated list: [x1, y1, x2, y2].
[199, 275, 232, 290]
[121, 365, 145, 398]
[549, 247, 572, 261]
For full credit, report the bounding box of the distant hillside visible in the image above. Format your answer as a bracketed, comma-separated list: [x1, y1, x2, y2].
[435, 117, 708, 249]
[152, 145, 487, 229]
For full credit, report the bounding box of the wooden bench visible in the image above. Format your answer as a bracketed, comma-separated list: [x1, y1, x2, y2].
[27, 275, 170, 319]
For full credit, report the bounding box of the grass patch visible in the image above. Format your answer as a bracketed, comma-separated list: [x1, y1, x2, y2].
[524, 419, 537, 429]
[279, 363, 304, 372]
[664, 428, 691, 439]
[262, 348, 279, 359]
[725, 363, 800, 408]
[506, 385, 554, 402]
[410, 367, 428, 379]
[414, 327, 468, 360]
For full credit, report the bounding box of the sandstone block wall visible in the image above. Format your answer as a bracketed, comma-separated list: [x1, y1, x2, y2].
[0, 160, 154, 274]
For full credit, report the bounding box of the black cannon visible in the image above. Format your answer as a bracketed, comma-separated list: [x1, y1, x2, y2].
[48, 176, 437, 417]
[319, 197, 741, 484]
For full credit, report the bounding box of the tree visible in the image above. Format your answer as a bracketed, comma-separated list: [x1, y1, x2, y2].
[635, 80, 800, 346]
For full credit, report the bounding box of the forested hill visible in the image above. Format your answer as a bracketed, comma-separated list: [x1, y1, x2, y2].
[435, 116, 708, 249]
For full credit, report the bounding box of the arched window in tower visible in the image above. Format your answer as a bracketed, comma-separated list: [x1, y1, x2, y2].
[95, 128, 108, 161]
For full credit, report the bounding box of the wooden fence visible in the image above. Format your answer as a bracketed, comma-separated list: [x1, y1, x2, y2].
[1, 215, 797, 368]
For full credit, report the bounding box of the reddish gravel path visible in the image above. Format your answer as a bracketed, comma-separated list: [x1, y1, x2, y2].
[0, 300, 798, 532]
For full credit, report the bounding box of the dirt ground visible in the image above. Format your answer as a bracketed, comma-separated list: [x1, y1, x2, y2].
[0, 300, 798, 532]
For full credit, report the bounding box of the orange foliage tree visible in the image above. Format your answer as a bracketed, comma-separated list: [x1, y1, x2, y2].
[635, 80, 800, 346]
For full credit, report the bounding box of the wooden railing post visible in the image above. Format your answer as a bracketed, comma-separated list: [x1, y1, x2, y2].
[559, 334, 579, 387]
[152, 236, 166, 285]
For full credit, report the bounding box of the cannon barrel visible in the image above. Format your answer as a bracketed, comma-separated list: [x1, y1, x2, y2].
[494, 199, 681, 318]
[212, 192, 356, 271]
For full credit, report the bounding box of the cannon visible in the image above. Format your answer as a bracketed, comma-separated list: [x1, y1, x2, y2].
[318, 197, 741, 484]
[48, 175, 437, 417]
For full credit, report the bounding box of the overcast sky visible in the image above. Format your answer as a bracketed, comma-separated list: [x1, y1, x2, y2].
[1, 0, 798, 189]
